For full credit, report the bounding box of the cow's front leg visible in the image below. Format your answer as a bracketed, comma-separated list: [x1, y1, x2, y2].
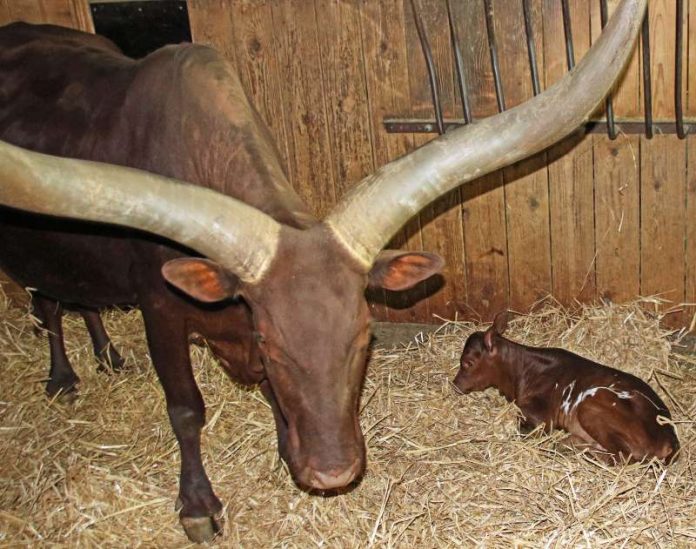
[139, 301, 222, 542]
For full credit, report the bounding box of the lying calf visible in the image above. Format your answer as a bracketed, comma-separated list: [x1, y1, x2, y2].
[453, 313, 679, 464]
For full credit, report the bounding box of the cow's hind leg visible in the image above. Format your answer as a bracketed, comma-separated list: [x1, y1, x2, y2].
[33, 294, 80, 399]
[80, 308, 125, 371]
[138, 296, 222, 542]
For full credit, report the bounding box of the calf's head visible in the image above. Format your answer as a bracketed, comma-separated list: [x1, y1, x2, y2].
[454, 312, 509, 394]
[0, 0, 646, 492]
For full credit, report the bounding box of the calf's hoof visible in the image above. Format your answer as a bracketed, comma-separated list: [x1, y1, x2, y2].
[180, 514, 222, 543]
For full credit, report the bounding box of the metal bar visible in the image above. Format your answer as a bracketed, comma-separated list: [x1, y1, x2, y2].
[561, 0, 575, 70]
[641, 6, 653, 139]
[522, 0, 541, 96]
[599, 0, 617, 140]
[384, 119, 696, 136]
[675, 0, 686, 138]
[410, 0, 444, 135]
[446, 0, 472, 123]
[483, 0, 506, 112]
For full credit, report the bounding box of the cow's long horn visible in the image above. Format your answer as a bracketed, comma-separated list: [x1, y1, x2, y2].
[0, 140, 280, 283]
[325, 0, 646, 268]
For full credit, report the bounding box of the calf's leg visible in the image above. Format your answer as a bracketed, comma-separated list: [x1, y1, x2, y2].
[80, 308, 125, 371]
[33, 294, 80, 398]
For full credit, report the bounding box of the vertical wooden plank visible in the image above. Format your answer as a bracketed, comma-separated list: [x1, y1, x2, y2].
[641, 136, 686, 324]
[225, 1, 291, 170]
[315, 0, 394, 323]
[68, 0, 94, 33]
[7, 0, 44, 22]
[359, 0, 424, 322]
[494, 0, 552, 312]
[687, 137, 696, 332]
[452, 0, 509, 321]
[39, 0, 75, 28]
[591, 0, 642, 304]
[404, 0, 467, 322]
[640, 0, 686, 327]
[314, 0, 373, 197]
[589, 0, 642, 119]
[687, 0, 696, 117]
[0, 0, 12, 25]
[187, 0, 239, 67]
[545, 0, 596, 305]
[0, 0, 92, 30]
[270, 0, 337, 217]
[648, 0, 676, 120]
[593, 135, 641, 302]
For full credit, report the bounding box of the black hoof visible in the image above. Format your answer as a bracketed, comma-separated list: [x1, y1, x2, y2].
[180, 514, 222, 543]
[96, 346, 126, 373]
[46, 381, 79, 404]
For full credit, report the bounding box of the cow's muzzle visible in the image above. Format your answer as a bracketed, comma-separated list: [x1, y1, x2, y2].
[299, 456, 363, 490]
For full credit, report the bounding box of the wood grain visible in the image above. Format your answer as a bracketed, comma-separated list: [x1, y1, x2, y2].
[545, 0, 596, 305]
[270, 0, 336, 218]
[640, 136, 686, 325]
[405, 0, 467, 321]
[359, 0, 422, 322]
[593, 135, 641, 302]
[452, 0, 508, 321]
[494, 0, 552, 312]
[687, 136, 696, 332]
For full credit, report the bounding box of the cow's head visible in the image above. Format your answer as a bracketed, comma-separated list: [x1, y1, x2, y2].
[160, 225, 442, 489]
[0, 0, 646, 491]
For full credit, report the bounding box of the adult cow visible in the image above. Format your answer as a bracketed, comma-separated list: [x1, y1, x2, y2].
[0, 0, 645, 541]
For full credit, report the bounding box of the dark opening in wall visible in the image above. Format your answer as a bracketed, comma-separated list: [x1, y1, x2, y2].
[90, 1, 191, 59]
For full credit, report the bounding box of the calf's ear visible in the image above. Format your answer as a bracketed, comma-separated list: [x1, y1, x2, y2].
[484, 311, 510, 352]
[492, 311, 509, 335]
[368, 251, 444, 291]
[162, 258, 240, 303]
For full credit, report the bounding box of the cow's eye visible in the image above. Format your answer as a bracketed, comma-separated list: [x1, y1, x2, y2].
[254, 331, 266, 344]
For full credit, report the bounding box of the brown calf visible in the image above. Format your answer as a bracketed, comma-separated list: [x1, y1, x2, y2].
[453, 313, 679, 464]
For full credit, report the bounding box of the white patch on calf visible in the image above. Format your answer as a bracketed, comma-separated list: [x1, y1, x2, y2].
[567, 384, 635, 414]
[560, 380, 576, 415]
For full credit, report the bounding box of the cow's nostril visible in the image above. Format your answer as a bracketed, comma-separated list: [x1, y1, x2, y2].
[307, 459, 361, 490]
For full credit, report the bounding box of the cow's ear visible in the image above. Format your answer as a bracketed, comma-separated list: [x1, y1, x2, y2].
[161, 258, 239, 302]
[368, 250, 444, 291]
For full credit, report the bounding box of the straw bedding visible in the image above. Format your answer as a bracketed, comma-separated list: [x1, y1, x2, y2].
[0, 286, 694, 547]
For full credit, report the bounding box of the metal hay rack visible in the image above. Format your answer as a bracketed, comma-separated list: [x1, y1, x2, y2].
[385, 0, 690, 140]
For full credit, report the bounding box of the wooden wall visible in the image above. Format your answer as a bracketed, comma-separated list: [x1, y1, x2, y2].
[0, 0, 92, 31]
[0, 1, 693, 330]
[186, 0, 695, 330]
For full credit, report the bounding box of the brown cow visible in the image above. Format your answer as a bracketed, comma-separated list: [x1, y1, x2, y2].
[0, 0, 647, 541]
[453, 313, 679, 464]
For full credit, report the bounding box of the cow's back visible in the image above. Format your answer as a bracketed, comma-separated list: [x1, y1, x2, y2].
[0, 22, 313, 224]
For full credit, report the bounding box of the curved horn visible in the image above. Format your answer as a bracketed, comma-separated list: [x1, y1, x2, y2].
[0, 140, 280, 284]
[325, 0, 646, 268]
